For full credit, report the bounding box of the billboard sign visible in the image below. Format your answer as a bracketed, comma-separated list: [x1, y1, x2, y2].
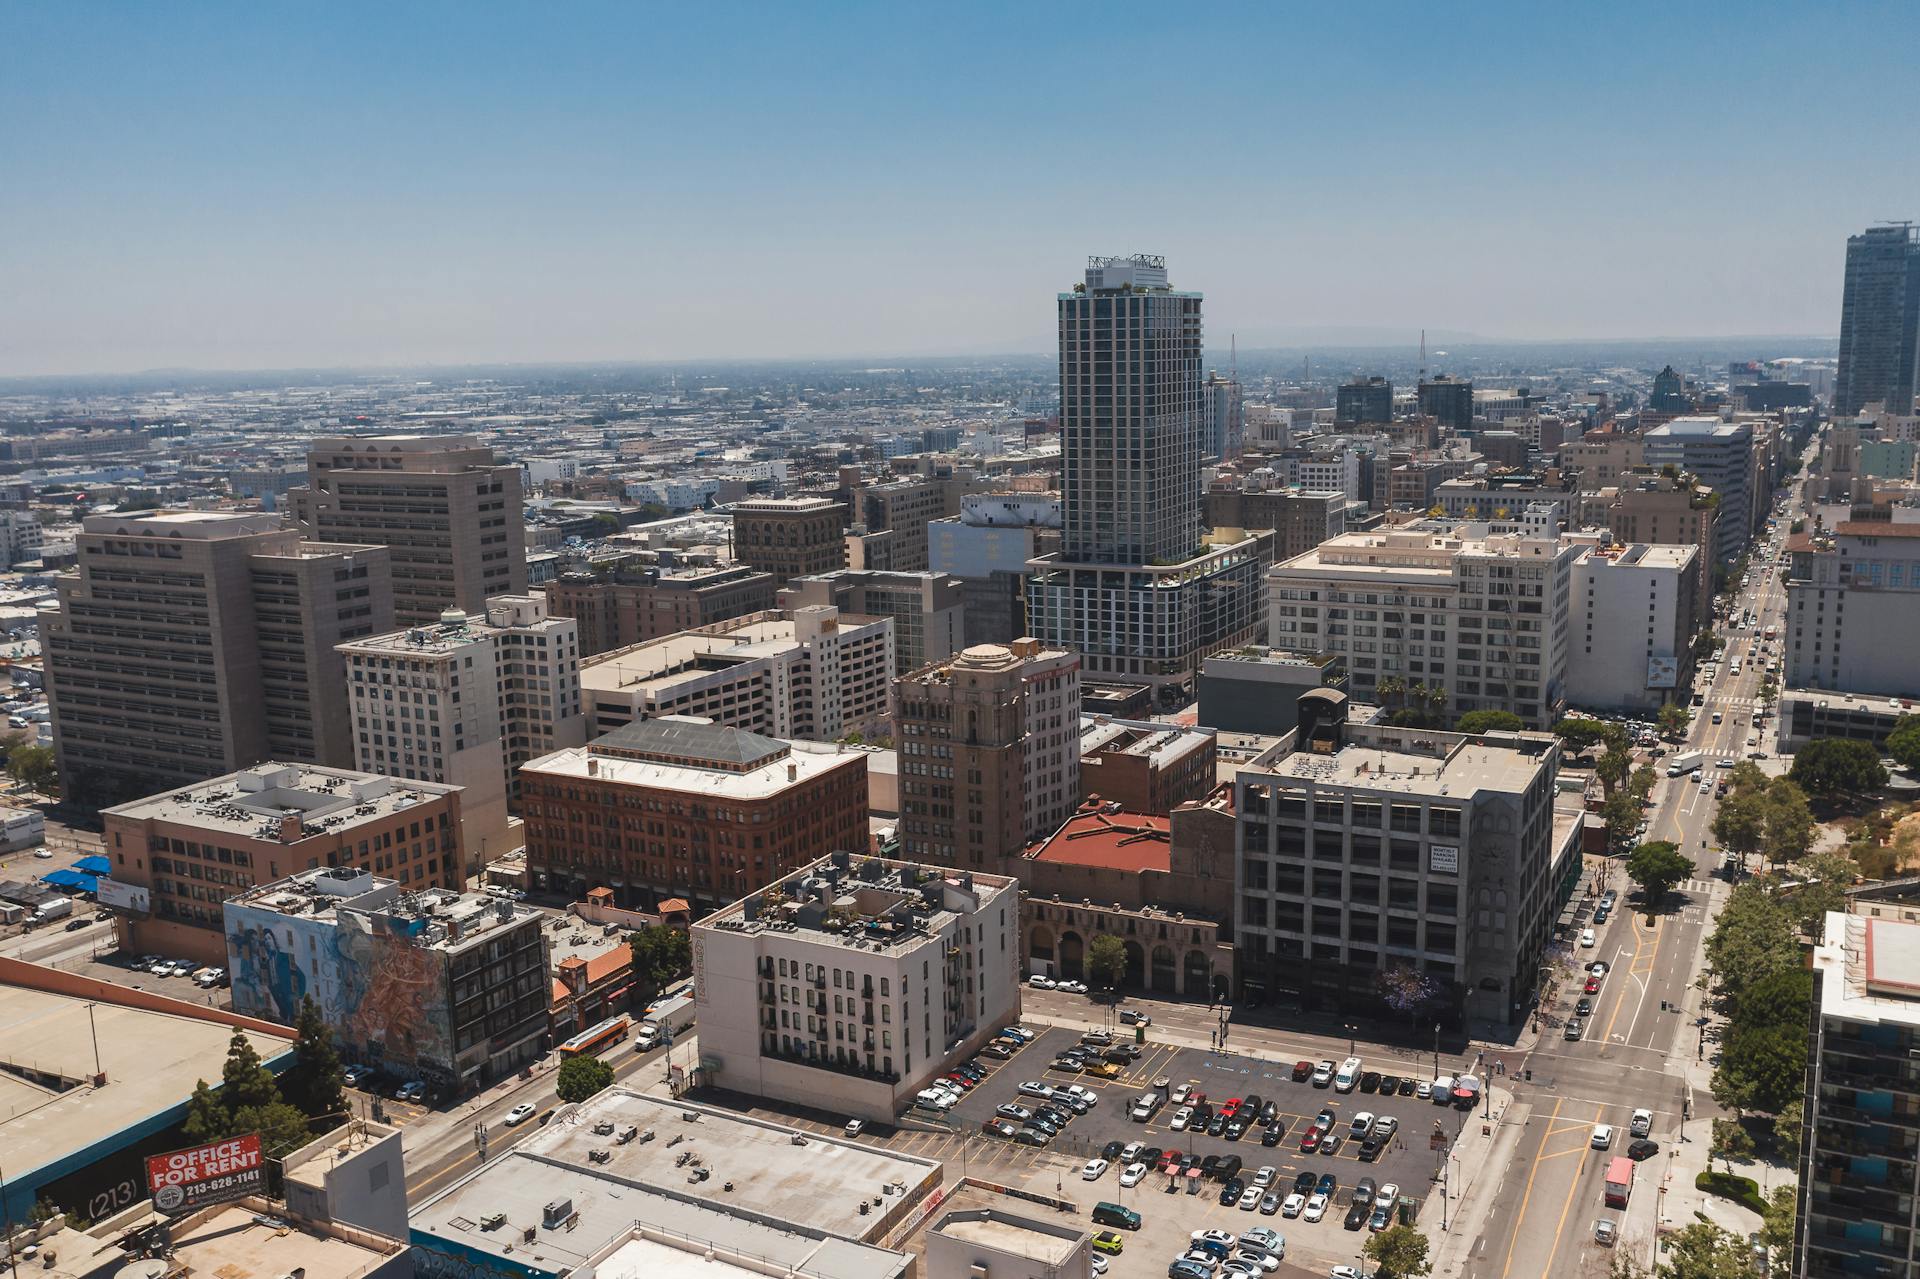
[96, 877, 151, 915]
[145, 1134, 265, 1215]
[1429, 844, 1460, 874]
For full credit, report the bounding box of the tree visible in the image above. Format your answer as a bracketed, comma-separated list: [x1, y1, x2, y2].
[1626, 841, 1694, 905]
[1629, 764, 1659, 806]
[1601, 793, 1642, 855]
[1760, 1185, 1796, 1277]
[1362, 1223, 1431, 1278]
[182, 1079, 229, 1145]
[1783, 852, 1858, 933]
[1658, 703, 1692, 739]
[1726, 761, 1769, 795]
[1710, 1118, 1753, 1173]
[182, 1030, 316, 1156]
[220, 1028, 281, 1115]
[6, 742, 58, 794]
[1661, 1221, 1760, 1279]
[281, 995, 347, 1121]
[1086, 933, 1126, 990]
[629, 927, 693, 1002]
[235, 1099, 320, 1156]
[1789, 738, 1887, 800]
[1772, 1099, 1803, 1158]
[1758, 675, 1779, 710]
[1456, 710, 1524, 734]
[1759, 782, 1814, 867]
[1887, 714, 1920, 772]
[1703, 884, 1801, 1008]
[1596, 744, 1632, 798]
[555, 1054, 615, 1103]
[1553, 717, 1611, 753]
[1716, 971, 1814, 1115]
[1712, 789, 1766, 860]
[1377, 962, 1443, 1021]
[1691, 629, 1722, 662]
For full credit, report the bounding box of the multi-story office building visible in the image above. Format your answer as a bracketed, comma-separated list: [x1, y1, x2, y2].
[1563, 432, 1645, 491]
[1835, 223, 1920, 417]
[1197, 649, 1349, 736]
[1204, 485, 1347, 563]
[543, 561, 776, 656]
[1336, 376, 1394, 425]
[1029, 255, 1270, 695]
[1649, 365, 1692, 414]
[1296, 450, 1365, 503]
[692, 852, 1022, 1122]
[340, 595, 587, 867]
[1201, 371, 1244, 462]
[290, 435, 527, 624]
[1267, 524, 1577, 728]
[928, 492, 1061, 645]
[1417, 375, 1474, 433]
[99, 762, 464, 966]
[518, 717, 869, 911]
[225, 867, 549, 1088]
[1785, 514, 1920, 695]
[779, 569, 965, 675]
[851, 477, 954, 574]
[1642, 417, 1758, 563]
[579, 606, 893, 743]
[44, 511, 393, 803]
[1797, 909, 1920, 1276]
[1566, 543, 1699, 713]
[1234, 690, 1566, 1023]
[1606, 472, 1719, 621]
[732, 497, 848, 584]
[1078, 717, 1216, 816]
[894, 639, 1080, 873]
[0, 510, 44, 568]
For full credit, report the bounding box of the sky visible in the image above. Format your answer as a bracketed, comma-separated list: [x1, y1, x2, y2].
[5, 1, 1920, 376]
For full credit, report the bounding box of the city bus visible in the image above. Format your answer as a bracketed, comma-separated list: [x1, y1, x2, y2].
[559, 1015, 631, 1057]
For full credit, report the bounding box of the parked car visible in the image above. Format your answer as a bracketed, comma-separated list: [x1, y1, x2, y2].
[1291, 1060, 1313, 1081]
[1027, 975, 1056, 989]
[1565, 1018, 1584, 1042]
[503, 1102, 536, 1126]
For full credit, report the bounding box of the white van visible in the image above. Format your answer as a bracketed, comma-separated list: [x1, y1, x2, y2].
[1333, 1056, 1362, 1093]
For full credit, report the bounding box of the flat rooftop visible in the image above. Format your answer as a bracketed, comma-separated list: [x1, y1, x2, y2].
[103, 762, 456, 839]
[701, 855, 1013, 953]
[1248, 727, 1549, 798]
[593, 1225, 907, 1279]
[1079, 717, 1213, 769]
[1816, 911, 1920, 1030]
[1027, 808, 1171, 875]
[581, 616, 873, 697]
[1782, 688, 1918, 715]
[933, 1209, 1084, 1267]
[412, 1091, 935, 1275]
[170, 1199, 404, 1279]
[0, 983, 292, 1182]
[525, 736, 859, 799]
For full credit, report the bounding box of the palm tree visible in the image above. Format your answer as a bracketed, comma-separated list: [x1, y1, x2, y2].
[1377, 675, 1406, 712]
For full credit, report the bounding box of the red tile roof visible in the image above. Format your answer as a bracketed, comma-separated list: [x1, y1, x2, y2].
[1028, 807, 1171, 874]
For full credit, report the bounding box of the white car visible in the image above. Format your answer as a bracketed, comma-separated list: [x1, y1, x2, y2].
[1018, 1082, 1055, 1100]
[1302, 1193, 1329, 1223]
[1281, 1193, 1305, 1217]
[1230, 1250, 1279, 1273]
[1122, 1141, 1146, 1163]
[1081, 1158, 1110, 1181]
[1119, 1162, 1148, 1187]
[1349, 1111, 1375, 1138]
[1630, 1108, 1653, 1138]
[1171, 1082, 1194, 1105]
[1238, 1184, 1262, 1210]
[1252, 1165, 1276, 1188]
[1580, 929, 1596, 948]
[1056, 979, 1089, 994]
[1591, 1124, 1614, 1150]
[1090, 1256, 1109, 1276]
[1065, 1084, 1099, 1107]
[1371, 1115, 1398, 1141]
[1332, 1269, 1365, 1279]
[503, 1102, 537, 1126]
[1027, 974, 1056, 989]
[1192, 1230, 1237, 1251]
[1170, 1106, 1195, 1131]
[32, 848, 53, 859]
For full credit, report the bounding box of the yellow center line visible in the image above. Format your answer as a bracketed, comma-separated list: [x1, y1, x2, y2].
[1542, 1108, 1608, 1270]
[1499, 1096, 1565, 1279]
[1534, 1146, 1591, 1162]
[1601, 914, 1653, 1044]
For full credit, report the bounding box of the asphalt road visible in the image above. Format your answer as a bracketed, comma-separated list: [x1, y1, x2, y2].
[1469, 472, 1802, 1278]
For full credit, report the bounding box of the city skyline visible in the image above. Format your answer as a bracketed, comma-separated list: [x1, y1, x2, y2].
[5, 2, 1920, 375]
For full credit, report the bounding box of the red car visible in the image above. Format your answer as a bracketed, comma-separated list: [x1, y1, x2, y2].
[982, 1118, 1016, 1138]
[1292, 1060, 1313, 1081]
[1299, 1124, 1324, 1152]
[945, 1073, 976, 1089]
[1584, 977, 1602, 995]
[1222, 1097, 1244, 1117]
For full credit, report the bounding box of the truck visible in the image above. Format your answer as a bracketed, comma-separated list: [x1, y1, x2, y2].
[1665, 750, 1705, 778]
[1604, 1156, 1634, 1208]
[638, 991, 696, 1047]
[29, 896, 73, 925]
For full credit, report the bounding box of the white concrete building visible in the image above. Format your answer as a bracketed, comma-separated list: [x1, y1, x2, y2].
[926, 1209, 1090, 1279]
[340, 594, 587, 868]
[1566, 543, 1700, 713]
[929, 493, 1061, 578]
[579, 605, 893, 743]
[1786, 514, 1920, 695]
[693, 853, 1022, 1123]
[1295, 450, 1364, 502]
[0, 511, 44, 568]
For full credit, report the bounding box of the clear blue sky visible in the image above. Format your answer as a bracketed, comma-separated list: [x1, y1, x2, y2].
[4, 1, 1918, 375]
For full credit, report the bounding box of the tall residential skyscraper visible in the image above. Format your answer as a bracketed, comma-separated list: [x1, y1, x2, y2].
[1835, 224, 1920, 417]
[44, 512, 393, 803]
[1058, 254, 1203, 565]
[290, 435, 527, 624]
[1028, 256, 1271, 694]
[1201, 370, 1245, 463]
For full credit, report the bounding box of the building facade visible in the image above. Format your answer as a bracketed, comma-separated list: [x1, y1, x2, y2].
[1417, 375, 1474, 432]
[1835, 223, 1920, 417]
[1204, 485, 1347, 563]
[1196, 649, 1349, 736]
[1078, 717, 1217, 815]
[894, 640, 1081, 874]
[1233, 691, 1565, 1024]
[692, 853, 1022, 1122]
[1337, 377, 1393, 425]
[100, 762, 464, 967]
[1267, 524, 1577, 728]
[44, 511, 393, 803]
[291, 435, 526, 624]
[779, 569, 966, 675]
[1566, 543, 1699, 713]
[518, 717, 870, 911]
[225, 867, 550, 1089]
[543, 562, 777, 657]
[731, 497, 848, 584]
[1785, 517, 1920, 696]
[1201, 371, 1245, 462]
[1606, 473, 1719, 622]
[1641, 418, 1757, 563]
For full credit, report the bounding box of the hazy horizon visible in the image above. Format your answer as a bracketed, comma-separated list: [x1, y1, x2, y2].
[4, 1, 1916, 377]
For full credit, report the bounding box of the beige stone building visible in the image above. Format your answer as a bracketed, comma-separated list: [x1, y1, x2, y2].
[731, 496, 848, 584]
[290, 435, 526, 623]
[1605, 471, 1719, 623]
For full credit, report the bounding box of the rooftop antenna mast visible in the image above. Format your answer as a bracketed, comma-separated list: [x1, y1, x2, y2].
[1420, 329, 1427, 381]
[1231, 333, 1238, 385]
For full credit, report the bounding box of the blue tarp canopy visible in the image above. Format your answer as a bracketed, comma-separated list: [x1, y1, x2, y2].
[71, 855, 110, 874]
[40, 869, 85, 888]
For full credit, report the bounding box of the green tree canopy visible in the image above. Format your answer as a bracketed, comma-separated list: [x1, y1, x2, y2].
[280, 995, 347, 1121]
[1362, 1223, 1432, 1278]
[1712, 789, 1766, 859]
[1661, 1220, 1759, 1279]
[1715, 968, 1814, 1115]
[1086, 933, 1126, 990]
[1626, 840, 1694, 905]
[1704, 883, 1801, 1009]
[1710, 1118, 1754, 1173]
[629, 927, 693, 1002]
[1601, 792, 1643, 855]
[1658, 703, 1692, 739]
[1783, 852, 1858, 933]
[556, 1055, 615, 1103]
[1553, 717, 1612, 752]
[1456, 710, 1524, 734]
[1789, 738, 1888, 799]
[182, 1029, 317, 1156]
[1886, 714, 1920, 771]
[6, 743, 58, 794]
[1759, 782, 1814, 866]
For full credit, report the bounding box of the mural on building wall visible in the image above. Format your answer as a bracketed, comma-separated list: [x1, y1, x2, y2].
[227, 905, 453, 1078]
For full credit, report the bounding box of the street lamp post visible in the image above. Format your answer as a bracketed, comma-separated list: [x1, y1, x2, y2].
[1344, 1023, 1358, 1056]
[1432, 1022, 1441, 1078]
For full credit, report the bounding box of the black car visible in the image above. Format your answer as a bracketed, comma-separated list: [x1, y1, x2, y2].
[1207, 1113, 1229, 1136]
[1258, 1101, 1279, 1125]
[1223, 1118, 1247, 1141]
[1344, 1201, 1369, 1230]
[64, 916, 91, 931]
[1293, 1171, 1317, 1195]
[1214, 1155, 1242, 1183]
[1142, 1147, 1164, 1170]
[1376, 1074, 1399, 1095]
[1359, 1072, 1381, 1094]
[1396, 1077, 1416, 1096]
[1218, 1178, 1245, 1206]
[1627, 1138, 1660, 1161]
[1242, 1093, 1264, 1117]
[1575, 997, 1593, 1016]
[1261, 1123, 1285, 1148]
[1102, 1140, 1125, 1161]
[1358, 1137, 1382, 1162]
